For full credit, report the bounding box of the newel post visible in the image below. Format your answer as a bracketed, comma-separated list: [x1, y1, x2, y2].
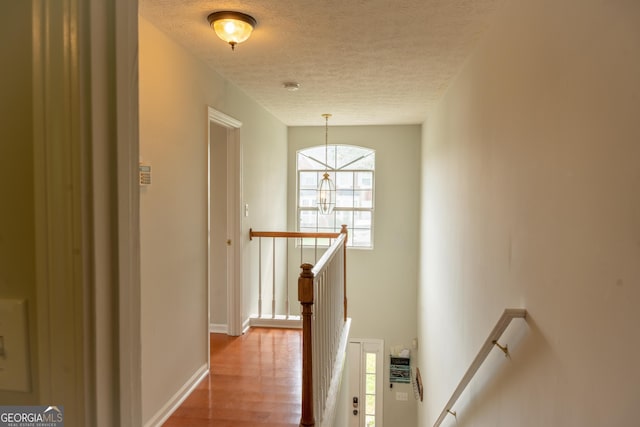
[299, 263, 315, 427]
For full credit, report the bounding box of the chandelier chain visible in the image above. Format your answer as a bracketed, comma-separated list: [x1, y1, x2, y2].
[322, 113, 331, 172]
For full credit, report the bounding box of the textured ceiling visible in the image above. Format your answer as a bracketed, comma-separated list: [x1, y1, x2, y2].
[139, 0, 505, 126]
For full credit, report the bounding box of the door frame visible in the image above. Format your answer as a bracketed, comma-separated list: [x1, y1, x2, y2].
[207, 107, 244, 337]
[32, 0, 141, 425]
[348, 338, 385, 427]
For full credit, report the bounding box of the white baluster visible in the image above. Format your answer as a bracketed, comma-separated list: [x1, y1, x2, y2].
[272, 238, 276, 319]
[258, 237, 262, 318]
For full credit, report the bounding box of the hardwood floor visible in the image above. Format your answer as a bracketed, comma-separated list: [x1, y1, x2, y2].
[163, 328, 302, 427]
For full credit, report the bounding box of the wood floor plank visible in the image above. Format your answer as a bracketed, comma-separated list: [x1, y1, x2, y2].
[163, 328, 302, 427]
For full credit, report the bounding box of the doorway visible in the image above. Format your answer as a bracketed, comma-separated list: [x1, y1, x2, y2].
[207, 107, 243, 337]
[348, 339, 384, 427]
[209, 122, 229, 333]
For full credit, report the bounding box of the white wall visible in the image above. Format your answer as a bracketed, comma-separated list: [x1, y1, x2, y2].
[289, 125, 421, 427]
[419, 0, 640, 426]
[139, 16, 287, 424]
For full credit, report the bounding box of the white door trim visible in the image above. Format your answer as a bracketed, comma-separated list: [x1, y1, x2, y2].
[207, 107, 244, 337]
[113, 0, 142, 424]
[32, 0, 141, 425]
[348, 338, 385, 427]
[32, 1, 90, 422]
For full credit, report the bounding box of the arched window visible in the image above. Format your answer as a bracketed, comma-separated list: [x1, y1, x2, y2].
[297, 144, 375, 248]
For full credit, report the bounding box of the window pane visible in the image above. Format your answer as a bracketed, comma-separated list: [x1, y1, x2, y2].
[366, 373, 376, 394]
[299, 189, 317, 207]
[354, 211, 372, 228]
[354, 190, 373, 208]
[335, 146, 375, 170]
[355, 171, 373, 189]
[318, 212, 335, 229]
[366, 394, 376, 415]
[336, 189, 354, 208]
[299, 237, 331, 247]
[350, 152, 375, 170]
[352, 228, 371, 247]
[300, 237, 328, 246]
[335, 171, 353, 188]
[326, 145, 337, 169]
[299, 210, 317, 228]
[298, 147, 328, 170]
[335, 210, 353, 229]
[365, 415, 375, 427]
[366, 353, 376, 373]
[299, 171, 318, 189]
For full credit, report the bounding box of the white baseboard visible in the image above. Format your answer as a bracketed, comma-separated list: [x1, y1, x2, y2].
[209, 323, 228, 334]
[249, 314, 302, 329]
[242, 317, 251, 334]
[143, 363, 208, 427]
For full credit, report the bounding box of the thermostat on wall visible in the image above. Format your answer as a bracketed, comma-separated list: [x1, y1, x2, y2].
[139, 163, 152, 186]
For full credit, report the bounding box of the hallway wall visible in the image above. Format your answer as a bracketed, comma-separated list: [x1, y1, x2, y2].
[419, 0, 640, 425]
[139, 16, 287, 424]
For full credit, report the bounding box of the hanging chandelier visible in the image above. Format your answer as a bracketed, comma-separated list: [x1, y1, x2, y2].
[318, 114, 336, 215]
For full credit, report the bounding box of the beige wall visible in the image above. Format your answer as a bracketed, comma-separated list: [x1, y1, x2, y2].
[0, 2, 39, 405]
[419, 0, 640, 425]
[288, 125, 421, 427]
[139, 16, 287, 424]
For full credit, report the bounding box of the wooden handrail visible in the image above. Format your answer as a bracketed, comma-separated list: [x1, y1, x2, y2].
[309, 233, 346, 276]
[249, 229, 342, 240]
[433, 308, 527, 426]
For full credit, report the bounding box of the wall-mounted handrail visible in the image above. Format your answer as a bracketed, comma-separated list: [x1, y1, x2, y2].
[433, 308, 527, 427]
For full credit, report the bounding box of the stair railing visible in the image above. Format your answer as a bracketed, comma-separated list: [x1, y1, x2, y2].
[249, 226, 350, 427]
[298, 227, 349, 427]
[249, 227, 347, 325]
[433, 308, 527, 426]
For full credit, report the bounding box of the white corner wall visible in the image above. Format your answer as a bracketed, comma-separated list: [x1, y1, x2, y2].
[419, 0, 640, 426]
[139, 16, 287, 424]
[289, 125, 421, 427]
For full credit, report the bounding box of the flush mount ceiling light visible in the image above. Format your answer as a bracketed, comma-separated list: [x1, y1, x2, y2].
[207, 11, 257, 51]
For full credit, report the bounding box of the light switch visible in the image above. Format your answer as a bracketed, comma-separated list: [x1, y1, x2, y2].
[0, 299, 31, 392]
